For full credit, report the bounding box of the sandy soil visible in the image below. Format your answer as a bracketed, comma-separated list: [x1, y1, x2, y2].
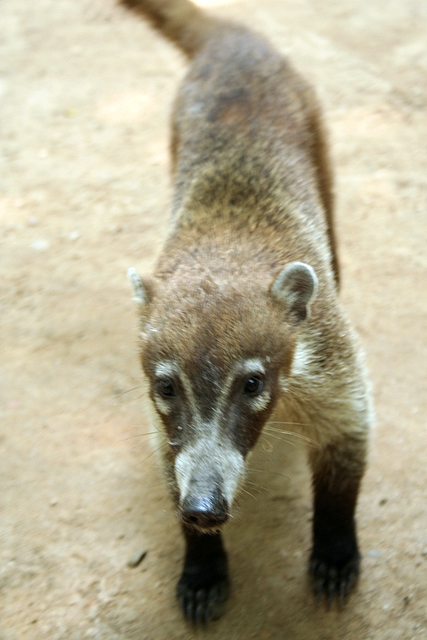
[1, 0, 427, 638]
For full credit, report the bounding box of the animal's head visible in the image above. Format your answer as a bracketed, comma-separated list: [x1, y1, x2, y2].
[128, 260, 317, 531]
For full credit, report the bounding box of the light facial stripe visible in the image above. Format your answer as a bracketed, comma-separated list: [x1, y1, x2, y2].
[154, 361, 202, 423]
[291, 339, 315, 378]
[153, 395, 172, 415]
[233, 358, 268, 413]
[249, 391, 271, 412]
[153, 362, 180, 416]
[179, 370, 202, 423]
[156, 358, 268, 418]
[237, 358, 266, 376]
[154, 361, 179, 379]
[211, 357, 266, 413]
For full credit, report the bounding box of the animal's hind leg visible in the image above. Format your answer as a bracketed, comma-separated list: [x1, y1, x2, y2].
[308, 430, 368, 604]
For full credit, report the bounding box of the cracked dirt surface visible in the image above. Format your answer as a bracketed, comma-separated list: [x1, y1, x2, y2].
[1, 0, 427, 638]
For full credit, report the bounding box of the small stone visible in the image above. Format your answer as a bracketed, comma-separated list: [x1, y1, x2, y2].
[422, 549, 427, 557]
[31, 239, 50, 251]
[127, 550, 147, 568]
[379, 498, 387, 506]
[49, 498, 58, 506]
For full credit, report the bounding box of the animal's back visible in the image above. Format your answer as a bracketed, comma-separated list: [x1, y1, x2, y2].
[123, 0, 339, 284]
[173, 32, 317, 202]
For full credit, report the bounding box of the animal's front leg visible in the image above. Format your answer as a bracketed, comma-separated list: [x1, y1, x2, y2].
[309, 434, 367, 604]
[177, 525, 230, 623]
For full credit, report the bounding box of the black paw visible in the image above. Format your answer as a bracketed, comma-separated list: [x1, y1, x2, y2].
[176, 571, 230, 624]
[310, 549, 360, 607]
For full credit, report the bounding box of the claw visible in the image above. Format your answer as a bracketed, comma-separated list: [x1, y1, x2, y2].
[338, 581, 346, 608]
[204, 603, 211, 625]
[186, 592, 195, 623]
[195, 603, 203, 625]
[310, 552, 360, 608]
[327, 568, 338, 608]
[314, 578, 324, 603]
[327, 582, 336, 609]
[177, 577, 229, 624]
[194, 589, 207, 625]
[178, 595, 186, 612]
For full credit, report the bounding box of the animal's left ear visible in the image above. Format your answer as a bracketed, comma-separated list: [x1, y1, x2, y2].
[128, 267, 153, 314]
[271, 261, 318, 323]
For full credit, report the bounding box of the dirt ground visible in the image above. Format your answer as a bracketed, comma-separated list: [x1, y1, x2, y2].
[1, 0, 427, 638]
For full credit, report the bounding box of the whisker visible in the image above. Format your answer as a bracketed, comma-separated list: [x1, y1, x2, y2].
[243, 479, 274, 496]
[264, 425, 317, 447]
[267, 420, 308, 428]
[136, 440, 168, 466]
[117, 431, 162, 442]
[115, 386, 144, 397]
[113, 392, 146, 405]
[280, 388, 307, 404]
[260, 438, 274, 453]
[239, 486, 257, 501]
[260, 431, 303, 450]
[246, 467, 292, 482]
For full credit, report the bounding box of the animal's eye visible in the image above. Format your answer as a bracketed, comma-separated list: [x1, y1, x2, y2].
[244, 376, 264, 396]
[156, 379, 175, 398]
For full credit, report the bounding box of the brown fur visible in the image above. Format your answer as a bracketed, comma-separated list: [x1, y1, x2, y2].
[122, 0, 371, 622]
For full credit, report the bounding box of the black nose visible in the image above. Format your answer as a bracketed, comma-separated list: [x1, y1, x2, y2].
[181, 491, 229, 529]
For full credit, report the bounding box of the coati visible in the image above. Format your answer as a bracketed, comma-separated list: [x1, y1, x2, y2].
[122, 0, 372, 624]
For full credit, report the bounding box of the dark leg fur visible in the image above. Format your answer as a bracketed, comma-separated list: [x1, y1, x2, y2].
[177, 525, 230, 623]
[309, 440, 366, 605]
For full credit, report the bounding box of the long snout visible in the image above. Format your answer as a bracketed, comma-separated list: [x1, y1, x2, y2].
[174, 437, 245, 530]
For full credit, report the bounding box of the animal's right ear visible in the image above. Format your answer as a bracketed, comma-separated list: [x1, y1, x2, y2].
[127, 267, 154, 311]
